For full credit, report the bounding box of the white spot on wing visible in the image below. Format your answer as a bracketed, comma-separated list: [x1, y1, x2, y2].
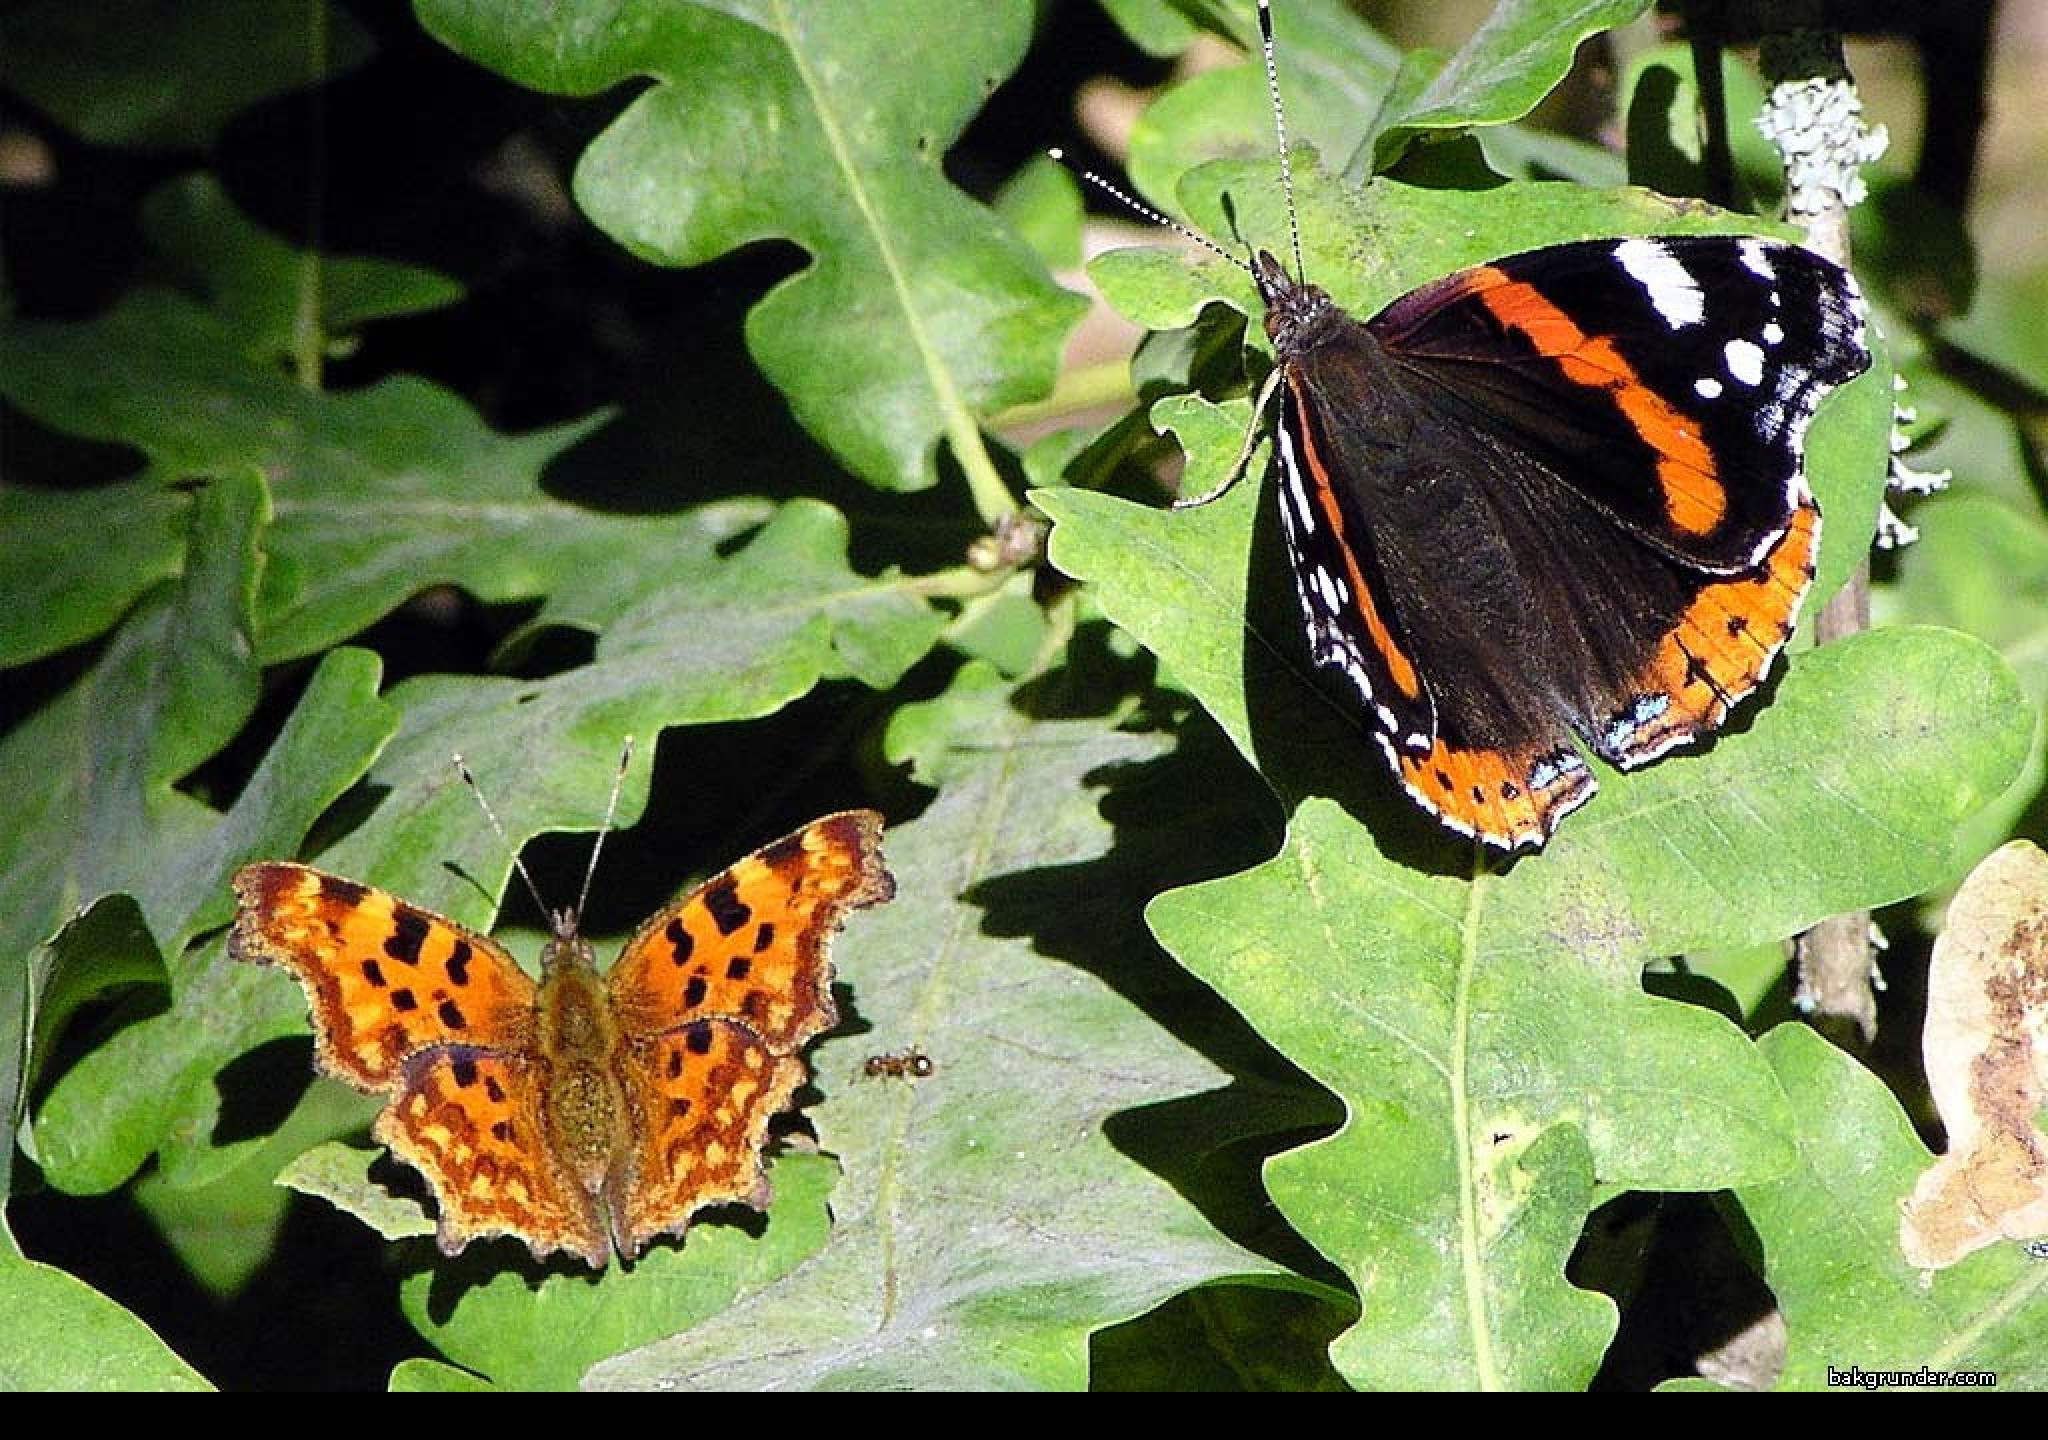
[1615, 238, 1704, 327]
[1724, 337, 1766, 387]
[1312, 564, 1343, 612]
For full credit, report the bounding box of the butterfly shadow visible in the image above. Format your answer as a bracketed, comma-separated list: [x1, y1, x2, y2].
[946, 694, 1347, 1286]
[411, 1232, 594, 1318]
[354, 1157, 610, 1311]
[212, 1037, 340, 1147]
[408, 1192, 780, 1321]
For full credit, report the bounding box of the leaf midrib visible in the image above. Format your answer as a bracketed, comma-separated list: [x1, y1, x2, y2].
[1454, 865, 1501, 1389]
[766, 0, 1007, 515]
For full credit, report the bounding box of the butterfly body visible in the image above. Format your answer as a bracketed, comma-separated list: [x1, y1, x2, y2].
[231, 809, 893, 1268]
[526, 921, 632, 1230]
[1249, 231, 1868, 849]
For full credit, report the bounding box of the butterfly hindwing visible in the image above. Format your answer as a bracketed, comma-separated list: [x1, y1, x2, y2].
[613, 1020, 807, 1257]
[377, 1045, 612, 1268]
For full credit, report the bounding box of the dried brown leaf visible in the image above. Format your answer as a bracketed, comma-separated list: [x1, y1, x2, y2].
[1900, 841, 2048, 1268]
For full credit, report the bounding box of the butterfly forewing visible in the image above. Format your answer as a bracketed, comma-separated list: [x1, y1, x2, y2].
[229, 862, 538, 1089]
[1371, 236, 1866, 572]
[606, 809, 891, 1048]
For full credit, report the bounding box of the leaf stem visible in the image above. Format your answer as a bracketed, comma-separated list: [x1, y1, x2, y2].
[989, 358, 1134, 434]
[902, 564, 1024, 602]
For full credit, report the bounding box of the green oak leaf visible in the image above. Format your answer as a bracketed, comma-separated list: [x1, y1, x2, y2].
[415, 0, 1086, 491]
[1033, 154, 2025, 1383]
[0, 289, 797, 664]
[0, 1248, 212, 1390]
[1365, 0, 1653, 172]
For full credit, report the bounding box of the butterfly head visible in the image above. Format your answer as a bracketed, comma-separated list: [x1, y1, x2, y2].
[1254, 249, 1334, 351]
[540, 906, 599, 978]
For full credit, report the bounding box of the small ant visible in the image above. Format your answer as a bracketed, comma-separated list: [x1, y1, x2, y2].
[858, 1048, 935, 1081]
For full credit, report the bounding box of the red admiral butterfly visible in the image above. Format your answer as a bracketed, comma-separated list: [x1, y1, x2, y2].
[1104, 1, 1873, 851]
[1254, 228, 1867, 851]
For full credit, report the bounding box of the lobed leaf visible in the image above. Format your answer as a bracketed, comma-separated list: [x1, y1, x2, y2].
[416, 0, 1086, 492]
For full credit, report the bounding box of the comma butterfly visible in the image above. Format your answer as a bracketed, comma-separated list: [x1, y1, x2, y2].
[229, 757, 893, 1269]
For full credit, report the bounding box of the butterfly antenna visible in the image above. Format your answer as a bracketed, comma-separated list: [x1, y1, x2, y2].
[573, 736, 634, 926]
[1045, 147, 1253, 278]
[1255, 0, 1306, 284]
[453, 752, 555, 927]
